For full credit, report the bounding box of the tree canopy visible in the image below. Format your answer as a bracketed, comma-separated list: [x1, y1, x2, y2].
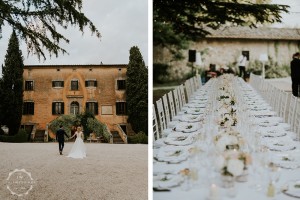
[0, 30, 24, 135]
[0, 0, 101, 60]
[153, 0, 289, 58]
[126, 46, 148, 135]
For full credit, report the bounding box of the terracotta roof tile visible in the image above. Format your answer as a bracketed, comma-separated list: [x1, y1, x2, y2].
[205, 26, 300, 40]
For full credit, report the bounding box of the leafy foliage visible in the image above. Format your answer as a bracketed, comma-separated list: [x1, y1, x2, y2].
[0, 30, 24, 135]
[153, 0, 289, 58]
[126, 46, 148, 135]
[48, 115, 77, 137]
[0, 129, 28, 142]
[87, 118, 110, 142]
[153, 63, 170, 83]
[127, 131, 148, 144]
[76, 111, 95, 139]
[0, 0, 101, 60]
[48, 112, 111, 142]
[247, 56, 291, 78]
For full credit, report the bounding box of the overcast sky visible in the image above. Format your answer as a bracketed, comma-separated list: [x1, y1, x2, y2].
[0, 0, 300, 76]
[271, 0, 300, 28]
[0, 0, 148, 70]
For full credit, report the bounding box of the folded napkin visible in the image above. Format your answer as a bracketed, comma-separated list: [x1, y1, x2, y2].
[283, 180, 300, 198]
[267, 141, 297, 152]
[153, 138, 167, 149]
[164, 132, 197, 146]
[155, 146, 190, 164]
[179, 114, 204, 123]
[174, 122, 201, 133]
[272, 152, 300, 169]
[153, 174, 184, 189]
[251, 110, 276, 116]
[153, 162, 187, 175]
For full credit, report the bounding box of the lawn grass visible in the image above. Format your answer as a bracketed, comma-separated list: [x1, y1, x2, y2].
[153, 89, 173, 103]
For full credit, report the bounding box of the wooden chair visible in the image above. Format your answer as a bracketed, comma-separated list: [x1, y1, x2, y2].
[278, 91, 290, 122]
[162, 94, 171, 127]
[184, 79, 192, 103]
[152, 104, 160, 141]
[156, 98, 167, 133]
[173, 88, 180, 114]
[167, 91, 177, 118]
[294, 99, 300, 139]
[179, 84, 187, 105]
[287, 95, 298, 132]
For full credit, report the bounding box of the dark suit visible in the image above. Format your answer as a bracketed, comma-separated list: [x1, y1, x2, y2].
[291, 58, 300, 97]
[56, 128, 69, 153]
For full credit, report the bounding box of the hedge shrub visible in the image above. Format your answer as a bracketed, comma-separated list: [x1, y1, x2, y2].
[0, 129, 28, 143]
[127, 132, 148, 144]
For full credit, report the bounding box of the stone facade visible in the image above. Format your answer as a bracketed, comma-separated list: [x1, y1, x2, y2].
[154, 27, 300, 81]
[22, 64, 130, 136]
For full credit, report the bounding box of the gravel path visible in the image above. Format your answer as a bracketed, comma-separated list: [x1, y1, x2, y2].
[0, 142, 148, 200]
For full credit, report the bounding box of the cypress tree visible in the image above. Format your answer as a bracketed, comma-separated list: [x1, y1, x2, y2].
[1, 30, 24, 135]
[126, 46, 148, 135]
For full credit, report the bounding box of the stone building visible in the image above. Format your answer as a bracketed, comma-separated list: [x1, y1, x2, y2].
[154, 26, 300, 81]
[22, 64, 132, 142]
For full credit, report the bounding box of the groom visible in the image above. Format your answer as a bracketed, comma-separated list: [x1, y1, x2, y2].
[56, 125, 69, 155]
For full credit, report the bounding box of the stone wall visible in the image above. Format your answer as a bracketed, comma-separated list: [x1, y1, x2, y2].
[154, 39, 299, 81]
[22, 65, 128, 133]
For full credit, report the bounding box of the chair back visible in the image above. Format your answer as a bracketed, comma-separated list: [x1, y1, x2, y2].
[156, 98, 167, 132]
[162, 94, 171, 126]
[168, 91, 176, 117]
[152, 104, 160, 141]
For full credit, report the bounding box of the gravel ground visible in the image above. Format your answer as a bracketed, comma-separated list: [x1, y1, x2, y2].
[0, 142, 148, 200]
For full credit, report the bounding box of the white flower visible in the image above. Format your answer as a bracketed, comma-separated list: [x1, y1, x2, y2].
[215, 155, 225, 170]
[216, 136, 227, 152]
[227, 159, 244, 176]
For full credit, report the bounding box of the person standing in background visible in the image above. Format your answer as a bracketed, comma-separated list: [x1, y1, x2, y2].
[238, 52, 247, 80]
[290, 52, 300, 97]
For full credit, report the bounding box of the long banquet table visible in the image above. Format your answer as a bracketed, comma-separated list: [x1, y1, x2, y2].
[153, 74, 300, 200]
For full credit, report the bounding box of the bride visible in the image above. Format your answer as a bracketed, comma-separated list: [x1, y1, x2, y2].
[67, 126, 87, 159]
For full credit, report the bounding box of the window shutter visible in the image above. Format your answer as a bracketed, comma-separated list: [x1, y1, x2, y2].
[32, 102, 34, 115]
[52, 81, 55, 87]
[61, 102, 65, 114]
[86, 102, 89, 112]
[52, 102, 55, 115]
[95, 81, 97, 87]
[22, 103, 25, 115]
[116, 102, 119, 115]
[62, 81, 64, 87]
[95, 102, 98, 115]
[85, 81, 88, 87]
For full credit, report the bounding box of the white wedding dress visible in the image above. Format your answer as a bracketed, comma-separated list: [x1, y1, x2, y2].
[67, 131, 87, 159]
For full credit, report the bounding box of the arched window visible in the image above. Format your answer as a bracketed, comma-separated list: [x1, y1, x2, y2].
[70, 101, 79, 115]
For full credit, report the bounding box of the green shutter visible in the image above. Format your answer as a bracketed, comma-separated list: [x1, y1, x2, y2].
[61, 102, 65, 114]
[95, 102, 98, 115]
[52, 102, 55, 115]
[31, 102, 34, 115]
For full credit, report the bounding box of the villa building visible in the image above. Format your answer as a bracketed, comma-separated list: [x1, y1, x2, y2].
[154, 26, 300, 81]
[22, 64, 132, 142]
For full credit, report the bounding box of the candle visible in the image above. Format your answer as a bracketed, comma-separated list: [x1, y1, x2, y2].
[209, 184, 219, 200]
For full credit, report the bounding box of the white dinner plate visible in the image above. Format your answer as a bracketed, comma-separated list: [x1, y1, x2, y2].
[283, 180, 300, 198]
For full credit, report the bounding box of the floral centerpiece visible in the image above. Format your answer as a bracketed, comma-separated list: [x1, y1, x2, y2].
[214, 132, 244, 152]
[218, 113, 237, 127]
[215, 150, 252, 186]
